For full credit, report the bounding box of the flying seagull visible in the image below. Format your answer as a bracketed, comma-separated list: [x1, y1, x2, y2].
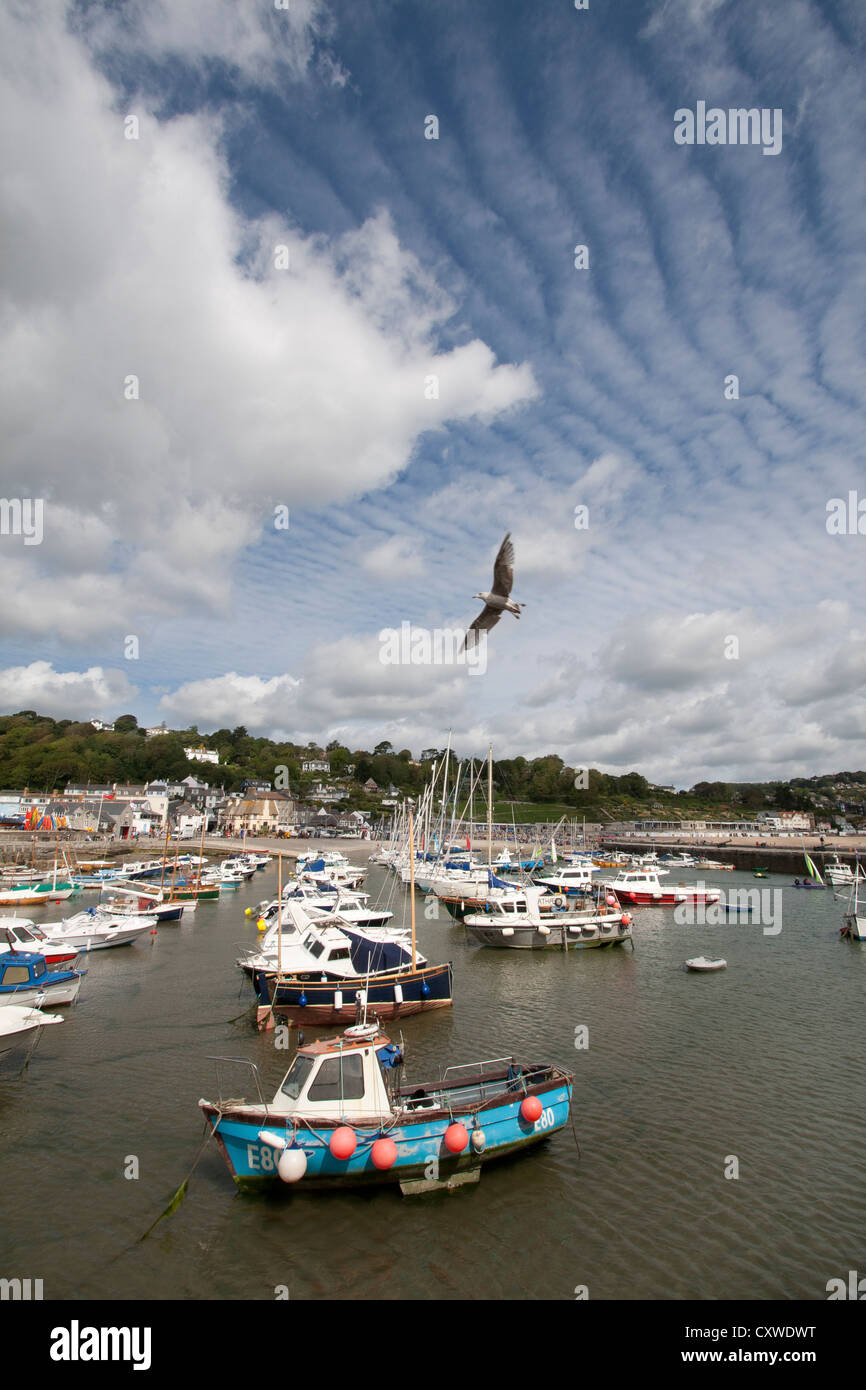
[463, 532, 525, 650]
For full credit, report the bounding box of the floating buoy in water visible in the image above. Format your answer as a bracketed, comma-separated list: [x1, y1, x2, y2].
[520, 1096, 543, 1123]
[471, 1128, 486, 1153]
[329, 1127, 357, 1160]
[257, 918, 267, 931]
[278, 1147, 307, 1183]
[244, 907, 253, 916]
[371, 1137, 397, 1170]
[444, 1122, 469, 1153]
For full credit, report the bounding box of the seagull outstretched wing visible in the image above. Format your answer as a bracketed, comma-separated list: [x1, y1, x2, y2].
[492, 532, 514, 599]
[463, 604, 501, 650]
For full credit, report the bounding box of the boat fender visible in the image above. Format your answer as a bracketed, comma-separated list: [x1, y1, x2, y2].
[471, 1128, 486, 1153]
[620, 913, 632, 926]
[520, 1096, 543, 1123]
[329, 1127, 357, 1160]
[444, 1122, 469, 1154]
[421, 980, 430, 997]
[371, 1137, 397, 1170]
[278, 1147, 307, 1183]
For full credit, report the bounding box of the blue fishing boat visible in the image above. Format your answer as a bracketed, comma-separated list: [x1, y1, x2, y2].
[199, 1022, 574, 1192]
[0, 951, 85, 1008]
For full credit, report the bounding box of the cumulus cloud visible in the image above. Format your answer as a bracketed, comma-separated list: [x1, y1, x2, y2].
[0, 662, 137, 719]
[0, 3, 537, 638]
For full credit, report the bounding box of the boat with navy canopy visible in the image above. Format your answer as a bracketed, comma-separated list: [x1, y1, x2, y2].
[199, 1020, 574, 1193]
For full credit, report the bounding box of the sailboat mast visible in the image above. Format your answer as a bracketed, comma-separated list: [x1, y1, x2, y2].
[409, 804, 417, 969]
[487, 745, 493, 870]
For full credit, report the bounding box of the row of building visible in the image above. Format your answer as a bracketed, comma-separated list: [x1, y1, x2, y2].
[0, 778, 377, 839]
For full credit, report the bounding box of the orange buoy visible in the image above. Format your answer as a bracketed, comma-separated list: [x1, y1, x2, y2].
[371, 1137, 397, 1170]
[329, 1126, 357, 1160]
[620, 913, 632, 926]
[444, 1122, 469, 1154]
[520, 1095, 543, 1123]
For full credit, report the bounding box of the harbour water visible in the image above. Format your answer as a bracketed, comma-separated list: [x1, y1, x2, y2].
[1, 864, 864, 1300]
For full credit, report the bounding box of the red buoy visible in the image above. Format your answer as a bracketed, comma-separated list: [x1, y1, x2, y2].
[371, 1137, 397, 1170]
[329, 1126, 357, 1160]
[444, 1122, 469, 1154]
[620, 913, 632, 926]
[520, 1095, 543, 1123]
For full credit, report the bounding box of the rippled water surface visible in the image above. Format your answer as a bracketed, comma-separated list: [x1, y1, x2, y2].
[2, 865, 864, 1300]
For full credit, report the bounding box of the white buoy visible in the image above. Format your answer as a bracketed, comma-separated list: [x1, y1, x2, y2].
[278, 1147, 307, 1183]
[471, 1129, 486, 1152]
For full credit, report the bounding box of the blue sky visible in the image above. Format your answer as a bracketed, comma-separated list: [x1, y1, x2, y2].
[1, 0, 864, 784]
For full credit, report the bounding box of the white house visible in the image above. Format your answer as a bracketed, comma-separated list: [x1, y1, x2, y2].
[184, 746, 219, 765]
[302, 759, 330, 774]
[90, 719, 115, 732]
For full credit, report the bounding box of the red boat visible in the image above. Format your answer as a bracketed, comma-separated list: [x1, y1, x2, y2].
[602, 869, 721, 907]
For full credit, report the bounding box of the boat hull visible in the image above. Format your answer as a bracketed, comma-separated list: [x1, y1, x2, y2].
[465, 922, 631, 949]
[253, 962, 453, 1025]
[200, 1075, 572, 1189]
[613, 889, 720, 906]
[0, 976, 82, 1007]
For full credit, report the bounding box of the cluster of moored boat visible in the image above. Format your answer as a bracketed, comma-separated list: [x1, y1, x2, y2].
[0, 849, 272, 1061]
[199, 842, 575, 1192]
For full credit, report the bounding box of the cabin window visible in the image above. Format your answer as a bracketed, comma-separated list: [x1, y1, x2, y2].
[2, 966, 31, 985]
[280, 1054, 314, 1100]
[33, 960, 46, 977]
[309, 940, 325, 959]
[329, 948, 351, 961]
[307, 1053, 365, 1102]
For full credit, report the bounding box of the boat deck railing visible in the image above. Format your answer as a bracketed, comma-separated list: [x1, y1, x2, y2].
[401, 1061, 560, 1115]
[207, 1056, 267, 1108]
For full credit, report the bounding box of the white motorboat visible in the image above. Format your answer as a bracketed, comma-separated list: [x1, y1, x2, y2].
[841, 867, 866, 941]
[464, 888, 632, 949]
[825, 855, 854, 886]
[0, 1003, 63, 1059]
[685, 957, 727, 972]
[36, 908, 156, 950]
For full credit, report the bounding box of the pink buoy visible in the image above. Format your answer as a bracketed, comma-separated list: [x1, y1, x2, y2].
[371, 1137, 397, 1170]
[520, 1095, 543, 1123]
[444, 1122, 469, 1154]
[329, 1126, 357, 1160]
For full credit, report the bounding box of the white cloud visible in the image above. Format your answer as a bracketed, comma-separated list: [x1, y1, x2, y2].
[0, 4, 537, 638]
[0, 662, 137, 719]
[362, 535, 426, 582]
[159, 672, 301, 732]
[79, 0, 331, 87]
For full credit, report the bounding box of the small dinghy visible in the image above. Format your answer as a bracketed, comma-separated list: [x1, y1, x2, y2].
[685, 957, 727, 972]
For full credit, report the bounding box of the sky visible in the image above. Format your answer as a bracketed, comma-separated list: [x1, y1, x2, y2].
[0, 0, 864, 786]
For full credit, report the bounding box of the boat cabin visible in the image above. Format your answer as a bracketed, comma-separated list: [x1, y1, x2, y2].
[266, 1025, 402, 1121]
